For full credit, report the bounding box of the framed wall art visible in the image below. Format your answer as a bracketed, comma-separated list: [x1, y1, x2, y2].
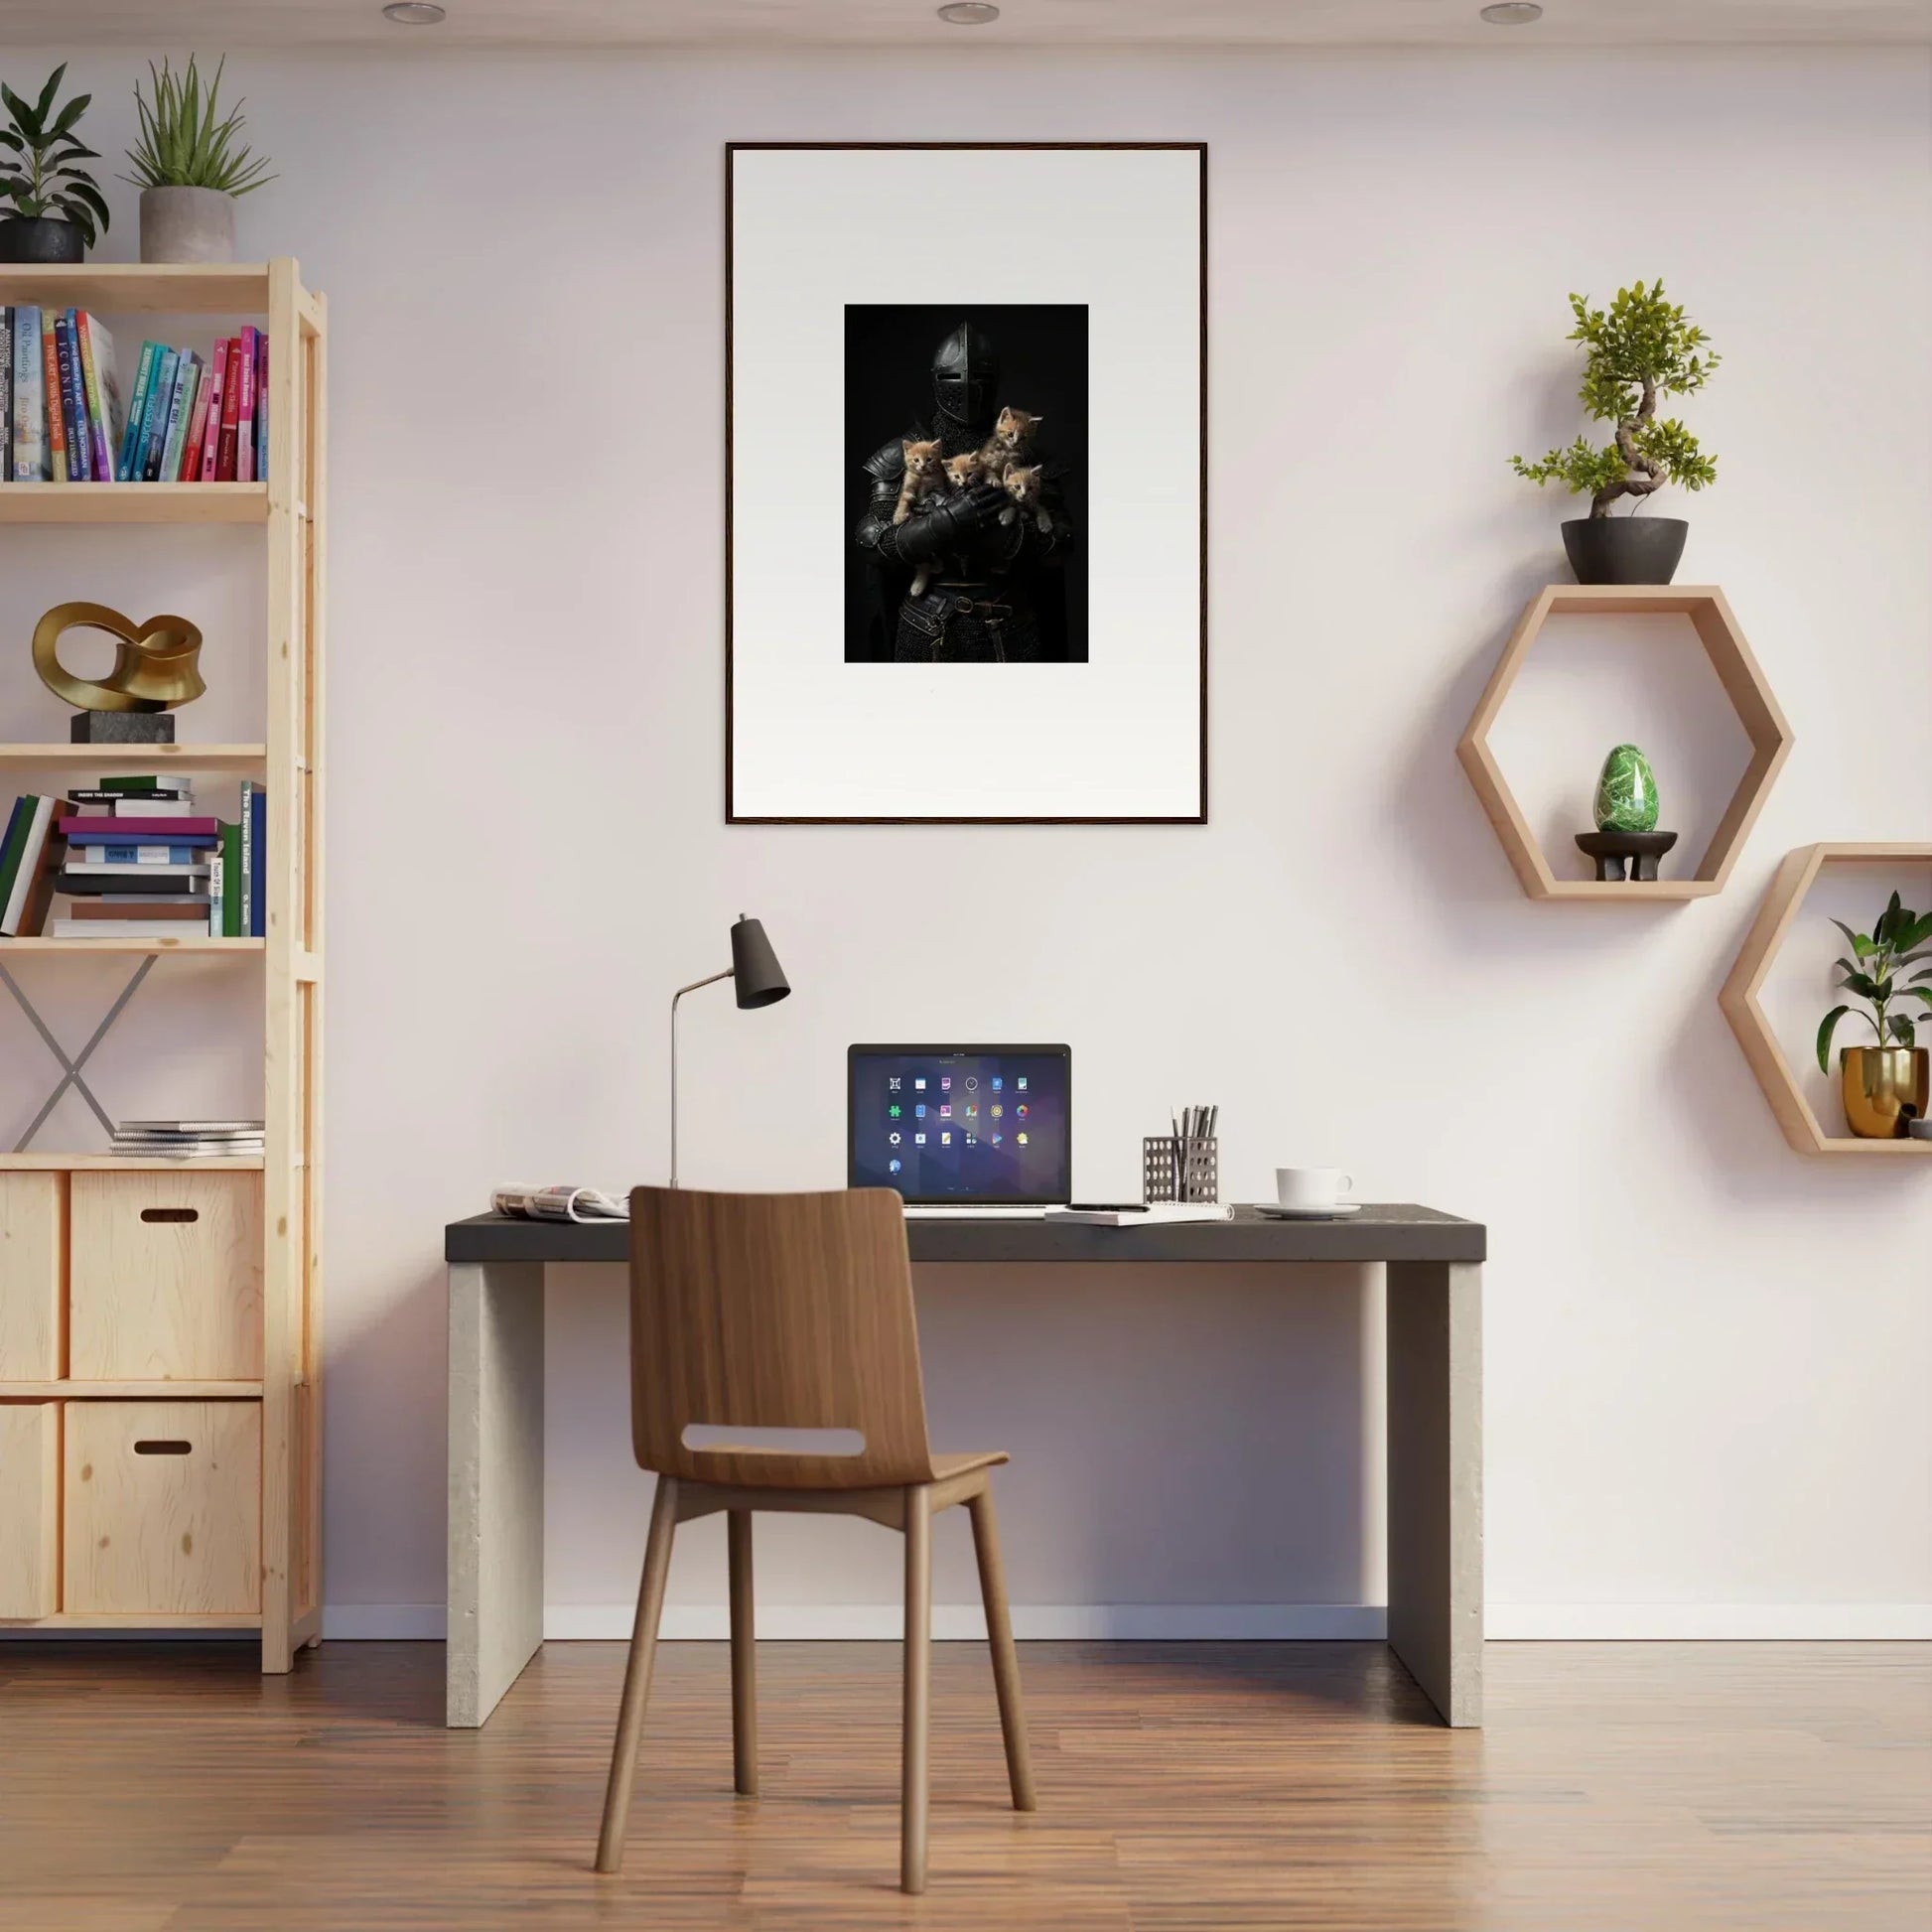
[726, 142, 1207, 824]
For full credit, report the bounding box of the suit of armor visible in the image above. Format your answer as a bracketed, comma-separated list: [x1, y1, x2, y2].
[854, 322, 1073, 663]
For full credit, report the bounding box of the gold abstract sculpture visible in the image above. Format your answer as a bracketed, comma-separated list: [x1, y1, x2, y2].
[33, 602, 206, 714]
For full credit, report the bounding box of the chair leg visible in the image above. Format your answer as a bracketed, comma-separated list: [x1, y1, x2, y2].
[967, 1485, 1036, 1812]
[594, 1474, 680, 1874]
[901, 1483, 933, 1895]
[728, 1509, 758, 1797]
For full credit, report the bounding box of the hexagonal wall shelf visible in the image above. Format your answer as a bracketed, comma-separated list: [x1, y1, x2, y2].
[1720, 842, 1932, 1159]
[1456, 585, 1794, 900]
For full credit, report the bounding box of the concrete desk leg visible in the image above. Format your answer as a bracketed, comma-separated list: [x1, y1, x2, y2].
[447, 1261, 546, 1727]
[1386, 1260, 1483, 1726]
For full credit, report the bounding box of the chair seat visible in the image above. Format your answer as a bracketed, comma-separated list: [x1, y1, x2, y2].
[930, 1450, 1008, 1481]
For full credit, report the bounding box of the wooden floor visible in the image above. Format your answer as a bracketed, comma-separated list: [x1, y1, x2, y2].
[0, 1640, 1926, 1930]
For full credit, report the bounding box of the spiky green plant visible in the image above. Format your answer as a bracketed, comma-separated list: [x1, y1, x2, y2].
[122, 57, 275, 198]
[0, 65, 110, 245]
[1512, 281, 1719, 518]
[1817, 892, 1932, 1071]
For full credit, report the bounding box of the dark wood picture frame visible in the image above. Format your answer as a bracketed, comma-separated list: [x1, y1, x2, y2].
[725, 141, 1208, 826]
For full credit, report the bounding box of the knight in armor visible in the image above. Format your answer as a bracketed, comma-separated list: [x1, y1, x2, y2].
[855, 321, 1074, 663]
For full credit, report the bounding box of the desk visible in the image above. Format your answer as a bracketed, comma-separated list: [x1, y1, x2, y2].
[444, 1203, 1484, 1729]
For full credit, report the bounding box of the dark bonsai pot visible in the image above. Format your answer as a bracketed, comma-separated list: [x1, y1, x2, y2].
[1562, 516, 1688, 586]
[0, 215, 86, 264]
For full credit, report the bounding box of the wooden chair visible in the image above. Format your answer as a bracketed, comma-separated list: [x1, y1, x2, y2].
[594, 1185, 1036, 1894]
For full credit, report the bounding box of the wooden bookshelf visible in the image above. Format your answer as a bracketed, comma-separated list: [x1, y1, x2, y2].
[1456, 585, 1794, 901]
[1719, 843, 1932, 1159]
[0, 261, 326, 1672]
[0, 483, 267, 524]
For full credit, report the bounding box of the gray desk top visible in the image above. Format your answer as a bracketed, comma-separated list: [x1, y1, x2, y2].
[446, 1202, 1484, 1266]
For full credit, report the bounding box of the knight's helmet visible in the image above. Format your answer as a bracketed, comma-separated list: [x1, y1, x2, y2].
[930, 321, 999, 434]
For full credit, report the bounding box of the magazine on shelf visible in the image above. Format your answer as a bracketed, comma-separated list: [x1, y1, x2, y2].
[490, 1184, 630, 1224]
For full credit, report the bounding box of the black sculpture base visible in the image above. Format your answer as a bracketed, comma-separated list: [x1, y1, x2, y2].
[70, 711, 175, 745]
[1576, 829, 1679, 882]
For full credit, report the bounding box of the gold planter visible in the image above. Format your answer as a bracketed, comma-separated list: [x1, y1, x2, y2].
[1840, 1045, 1930, 1139]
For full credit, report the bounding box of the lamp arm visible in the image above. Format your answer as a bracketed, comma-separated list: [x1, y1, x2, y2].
[668, 968, 735, 1188]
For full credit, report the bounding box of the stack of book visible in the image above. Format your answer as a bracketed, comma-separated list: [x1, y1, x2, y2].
[0, 775, 267, 939]
[2, 307, 267, 484]
[111, 1119, 265, 1161]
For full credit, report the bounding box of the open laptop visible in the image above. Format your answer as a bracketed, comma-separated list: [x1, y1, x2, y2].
[848, 1044, 1071, 1217]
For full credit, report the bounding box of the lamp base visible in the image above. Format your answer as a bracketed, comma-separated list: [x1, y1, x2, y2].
[70, 711, 176, 744]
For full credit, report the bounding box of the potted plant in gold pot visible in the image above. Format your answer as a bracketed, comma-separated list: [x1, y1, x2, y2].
[1817, 893, 1932, 1138]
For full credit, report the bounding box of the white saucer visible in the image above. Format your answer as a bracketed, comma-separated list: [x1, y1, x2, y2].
[1252, 1201, 1361, 1219]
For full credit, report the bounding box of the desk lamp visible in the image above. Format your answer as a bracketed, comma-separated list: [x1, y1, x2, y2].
[668, 915, 790, 1186]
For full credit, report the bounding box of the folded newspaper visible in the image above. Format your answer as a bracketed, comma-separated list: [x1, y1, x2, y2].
[491, 1184, 630, 1224]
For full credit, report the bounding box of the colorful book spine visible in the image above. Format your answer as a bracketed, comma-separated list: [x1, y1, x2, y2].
[0, 796, 32, 908]
[197, 340, 228, 481]
[1, 795, 61, 936]
[76, 313, 121, 483]
[56, 312, 89, 481]
[78, 843, 207, 865]
[159, 354, 200, 485]
[235, 326, 258, 484]
[0, 307, 12, 482]
[13, 307, 46, 481]
[216, 338, 242, 481]
[249, 783, 266, 938]
[61, 815, 219, 840]
[219, 820, 242, 937]
[254, 333, 268, 480]
[118, 340, 159, 481]
[137, 346, 179, 483]
[180, 352, 214, 481]
[40, 312, 67, 484]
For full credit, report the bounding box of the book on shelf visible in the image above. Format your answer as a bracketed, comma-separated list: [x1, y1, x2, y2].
[0, 308, 268, 485]
[0, 774, 265, 939]
[112, 1119, 265, 1161]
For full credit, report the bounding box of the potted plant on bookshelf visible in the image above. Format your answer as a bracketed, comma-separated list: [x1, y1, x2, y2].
[1510, 280, 1719, 586]
[123, 56, 274, 265]
[0, 66, 110, 264]
[1817, 892, 1932, 1139]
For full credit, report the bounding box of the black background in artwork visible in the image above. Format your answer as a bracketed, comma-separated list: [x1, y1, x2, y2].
[844, 304, 1089, 663]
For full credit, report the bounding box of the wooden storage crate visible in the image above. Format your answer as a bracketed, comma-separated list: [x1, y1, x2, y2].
[0, 1172, 64, 1380]
[0, 1403, 60, 1617]
[69, 1172, 263, 1382]
[64, 1400, 261, 1615]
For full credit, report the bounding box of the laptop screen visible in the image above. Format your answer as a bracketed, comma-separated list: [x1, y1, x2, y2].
[848, 1045, 1071, 1204]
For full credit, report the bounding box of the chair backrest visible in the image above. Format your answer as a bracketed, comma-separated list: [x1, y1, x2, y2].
[626, 1185, 938, 1490]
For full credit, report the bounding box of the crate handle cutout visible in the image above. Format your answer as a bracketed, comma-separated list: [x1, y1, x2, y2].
[681, 1424, 865, 1456]
[133, 1440, 193, 1455]
[140, 1207, 200, 1224]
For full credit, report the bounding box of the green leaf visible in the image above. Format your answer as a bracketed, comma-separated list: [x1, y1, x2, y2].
[1840, 971, 1880, 1001]
[1817, 1005, 1851, 1073]
[1831, 919, 1874, 957]
[1904, 986, 1932, 1008]
[1888, 1014, 1917, 1045]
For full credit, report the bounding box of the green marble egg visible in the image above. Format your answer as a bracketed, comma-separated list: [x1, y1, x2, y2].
[1594, 744, 1659, 833]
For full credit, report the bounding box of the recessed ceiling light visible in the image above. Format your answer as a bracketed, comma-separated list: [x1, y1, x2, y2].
[1479, 1, 1543, 21]
[382, 1, 447, 22]
[938, 2, 1001, 22]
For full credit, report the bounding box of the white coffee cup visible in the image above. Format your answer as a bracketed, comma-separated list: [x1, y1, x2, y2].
[1276, 1167, 1353, 1211]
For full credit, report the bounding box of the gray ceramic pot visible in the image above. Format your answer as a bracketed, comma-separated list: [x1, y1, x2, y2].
[139, 186, 236, 265]
[0, 216, 85, 263]
[1561, 516, 1689, 586]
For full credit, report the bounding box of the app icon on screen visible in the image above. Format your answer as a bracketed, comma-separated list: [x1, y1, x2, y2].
[940, 1076, 952, 1091]
[889, 1077, 902, 1091]
[890, 1132, 901, 1145]
[889, 1104, 901, 1119]
[964, 1104, 977, 1119]
[965, 1134, 977, 1146]
[964, 1076, 978, 1091]
[940, 1132, 952, 1146]
[914, 1133, 926, 1145]
[1017, 1076, 1028, 1091]
[991, 1076, 1003, 1092]
[939, 1104, 951, 1118]
[915, 1103, 926, 1118]
[1017, 1132, 1028, 1145]
[914, 1077, 926, 1090]
[990, 1133, 1003, 1146]
[990, 1104, 1003, 1120]
[889, 1159, 902, 1173]
[1016, 1104, 1028, 1119]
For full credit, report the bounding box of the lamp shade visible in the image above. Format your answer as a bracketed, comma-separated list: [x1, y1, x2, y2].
[729, 915, 790, 1009]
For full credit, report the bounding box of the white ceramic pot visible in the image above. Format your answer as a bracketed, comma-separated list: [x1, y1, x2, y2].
[139, 186, 236, 265]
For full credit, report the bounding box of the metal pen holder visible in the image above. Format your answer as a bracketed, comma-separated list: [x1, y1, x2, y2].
[1143, 1135, 1219, 1205]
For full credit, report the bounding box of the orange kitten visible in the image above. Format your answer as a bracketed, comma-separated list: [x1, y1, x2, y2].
[1000, 462, 1049, 533]
[893, 437, 945, 526]
[977, 405, 1041, 481]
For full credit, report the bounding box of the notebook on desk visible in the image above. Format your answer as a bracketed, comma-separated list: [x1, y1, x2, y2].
[849, 1043, 1071, 1215]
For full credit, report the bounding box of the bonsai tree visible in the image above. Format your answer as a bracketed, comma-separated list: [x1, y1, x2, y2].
[1512, 281, 1718, 518]
[0, 65, 110, 246]
[123, 57, 275, 200]
[1817, 892, 1932, 1071]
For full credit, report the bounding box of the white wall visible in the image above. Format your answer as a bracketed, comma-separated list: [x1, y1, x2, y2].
[2, 45, 1928, 1640]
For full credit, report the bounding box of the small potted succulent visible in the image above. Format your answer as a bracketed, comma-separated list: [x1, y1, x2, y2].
[0, 66, 110, 263]
[1817, 893, 1932, 1138]
[123, 57, 274, 265]
[1511, 281, 1719, 586]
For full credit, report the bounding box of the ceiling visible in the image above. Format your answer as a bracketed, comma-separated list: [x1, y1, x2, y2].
[2, 0, 1927, 46]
